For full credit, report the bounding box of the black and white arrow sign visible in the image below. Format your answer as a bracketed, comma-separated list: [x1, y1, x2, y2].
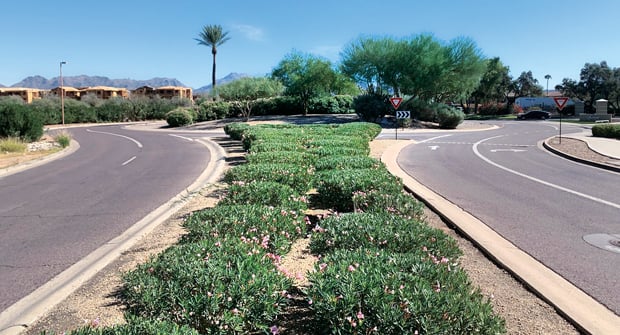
[396, 110, 410, 119]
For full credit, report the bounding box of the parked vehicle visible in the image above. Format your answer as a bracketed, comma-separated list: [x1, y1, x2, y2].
[517, 110, 550, 120]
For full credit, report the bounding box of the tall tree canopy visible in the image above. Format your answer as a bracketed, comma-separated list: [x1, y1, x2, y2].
[340, 34, 486, 102]
[512, 71, 543, 97]
[556, 61, 619, 112]
[217, 77, 284, 120]
[195, 24, 231, 94]
[272, 51, 355, 115]
[469, 57, 512, 108]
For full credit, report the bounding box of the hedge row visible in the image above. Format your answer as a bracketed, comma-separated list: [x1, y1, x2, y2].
[592, 123, 620, 139]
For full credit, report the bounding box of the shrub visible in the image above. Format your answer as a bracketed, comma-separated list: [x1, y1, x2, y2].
[0, 98, 44, 141]
[40, 316, 201, 335]
[54, 131, 72, 148]
[182, 204, 306, 253]
[478, 103, 510, 116]
[306, 248, 505, 334]
[404, 98, 435, 122]
[435, 104, 465, 129]
[122, 238, 292, 335]
[314, 155, 382, 171]
[308, 95, 354, 114]
[224, 122, 251, 140]
[196, 101, 231, 122]
[96, 97, 131, 122]
[309, 212, 460, 258]
[64, 99, 97, 124]
[315, 168, 403, 212]
[166, 107, 194, 127]
[224, 163, 314, 194]
[592, 123, 620, 139]
[352, 189, 424, 219]
[219, 181, 309, 212]
[246, 150, 316, 166]
[353, 94, 390, 122]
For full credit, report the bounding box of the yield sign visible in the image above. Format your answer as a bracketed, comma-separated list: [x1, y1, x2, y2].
[389, 97, 403, 109]
[553, 97, 569, 111]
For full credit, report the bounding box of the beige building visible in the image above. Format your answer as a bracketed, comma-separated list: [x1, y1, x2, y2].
[132, 85, 193, 100]
[79, 86, 129, 99]
[50, 86, 81, 99]
[0, 87, 46, 103]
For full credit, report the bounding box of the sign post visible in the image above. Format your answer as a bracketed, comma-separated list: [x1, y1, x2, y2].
[390, 97, 403, 140]
[554, 97, 569, 144]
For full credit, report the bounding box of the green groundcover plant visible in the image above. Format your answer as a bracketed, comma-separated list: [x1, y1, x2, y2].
[219, 180, 309, 212]
[306, 248, 505, 334]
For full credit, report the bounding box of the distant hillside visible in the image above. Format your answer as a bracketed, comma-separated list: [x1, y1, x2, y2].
[195, 72, 251, 94]
[10, 75, 187, 90]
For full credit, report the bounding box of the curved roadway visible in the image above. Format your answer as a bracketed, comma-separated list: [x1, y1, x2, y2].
[393, 121, 620, 315]
[0, 125, 213, 313]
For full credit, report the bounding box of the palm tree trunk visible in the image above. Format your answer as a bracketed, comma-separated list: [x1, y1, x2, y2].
[212, 51, 217, 99]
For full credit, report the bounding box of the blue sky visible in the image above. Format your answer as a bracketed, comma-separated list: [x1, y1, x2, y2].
[2, 0, 619, 90]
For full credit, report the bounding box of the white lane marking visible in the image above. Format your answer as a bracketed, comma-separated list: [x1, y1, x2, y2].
[418, 134, 452, 143]
[168, 134, 194, 142]
[473, 135, 620, 210]
[490, 149, 526, 153]
[86, 129, 143, 148]
[122, 156, 137, 166]
[428, 145, 439, 151]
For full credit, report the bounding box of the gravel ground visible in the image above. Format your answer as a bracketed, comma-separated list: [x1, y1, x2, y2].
[14, 120, 599, 335]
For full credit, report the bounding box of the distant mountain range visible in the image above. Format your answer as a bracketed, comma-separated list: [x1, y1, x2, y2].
[194, 73, 250, 93]
[1, 72, 250, 92]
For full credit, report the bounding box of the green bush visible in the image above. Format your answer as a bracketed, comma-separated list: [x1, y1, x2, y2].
[219, 181, 309, 212]
[196, 101, 231, 122]
[306, 248, 505, 334]
[63, 99, 97, 124]
[315, 168, 403, 212]
[314, 155, 382, 171]
[246, 150, 316, 166]
[0, 97, 44, 141]
[41, 316, 201, 335]
[223, 122, 251, 140]
[54, 131, 72, 148]
[352, 189, 425, 219]
[122, 238, 292, 335]
[30, 97, 61, 125]
[166, 107, 194, 127]
[308, 95, 355, 114]
[353, 94, 390, 122]
[96, 97, 131, 122]
[309, 212, 460, 258]
[182, 204, 306, 253]
[478, 103, 510, 116]
[224, 163, 314, 194]
[592, 123, 620, 139]
[435, 104, 465, 129]
[404, 98, 435, 122]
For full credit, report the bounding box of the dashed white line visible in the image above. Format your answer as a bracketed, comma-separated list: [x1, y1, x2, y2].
[122, 156, 137, 166]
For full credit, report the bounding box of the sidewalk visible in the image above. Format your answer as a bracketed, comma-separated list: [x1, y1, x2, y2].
[563, 131, 620, 160]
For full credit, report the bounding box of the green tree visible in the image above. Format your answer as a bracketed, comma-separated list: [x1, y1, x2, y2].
[556, 61, 619, 112]
[512, 71, 543, 97]
[195, 24, 231, 95]
[340, 34, 485, 103]
[469, 57, 512, 111]
[272, 51, 347, 115]
[217, 77, 284, 120]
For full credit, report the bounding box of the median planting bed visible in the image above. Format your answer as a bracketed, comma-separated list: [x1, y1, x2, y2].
[47, 121, 505, 334]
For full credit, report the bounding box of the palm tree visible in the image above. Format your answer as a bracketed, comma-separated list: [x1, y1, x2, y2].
[544, 74, 552, 96]
[195, 24, 231, 96]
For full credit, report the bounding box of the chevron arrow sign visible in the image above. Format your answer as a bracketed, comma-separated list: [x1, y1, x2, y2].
[396, 110, 410, 119]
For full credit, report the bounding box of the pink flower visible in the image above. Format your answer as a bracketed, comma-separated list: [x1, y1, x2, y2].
[357, 311, 365, 320]
[319, 263, 328, 272]
[347, 265, 356, 272]
[270, 325, 279, 334]
[214, 241, 221, 247]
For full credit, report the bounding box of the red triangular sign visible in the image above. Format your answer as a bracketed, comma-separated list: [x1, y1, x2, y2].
[390, 97, 403, 109]
[553, 97, 569, 111]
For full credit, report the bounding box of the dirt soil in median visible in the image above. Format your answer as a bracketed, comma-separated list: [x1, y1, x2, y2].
[8, 120, 584, 335]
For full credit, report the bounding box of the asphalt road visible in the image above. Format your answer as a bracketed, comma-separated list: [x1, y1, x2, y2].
[0, 125, 211, 312]
[394, 121, 620, 315]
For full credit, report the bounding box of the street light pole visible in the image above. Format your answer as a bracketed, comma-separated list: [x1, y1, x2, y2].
[60, 61, 67, 125]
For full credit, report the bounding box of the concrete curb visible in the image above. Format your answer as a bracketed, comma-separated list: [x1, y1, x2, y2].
[543, 138, 620, 173]
[0, 137, 227, 335]
[382, 140, 620, 335]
